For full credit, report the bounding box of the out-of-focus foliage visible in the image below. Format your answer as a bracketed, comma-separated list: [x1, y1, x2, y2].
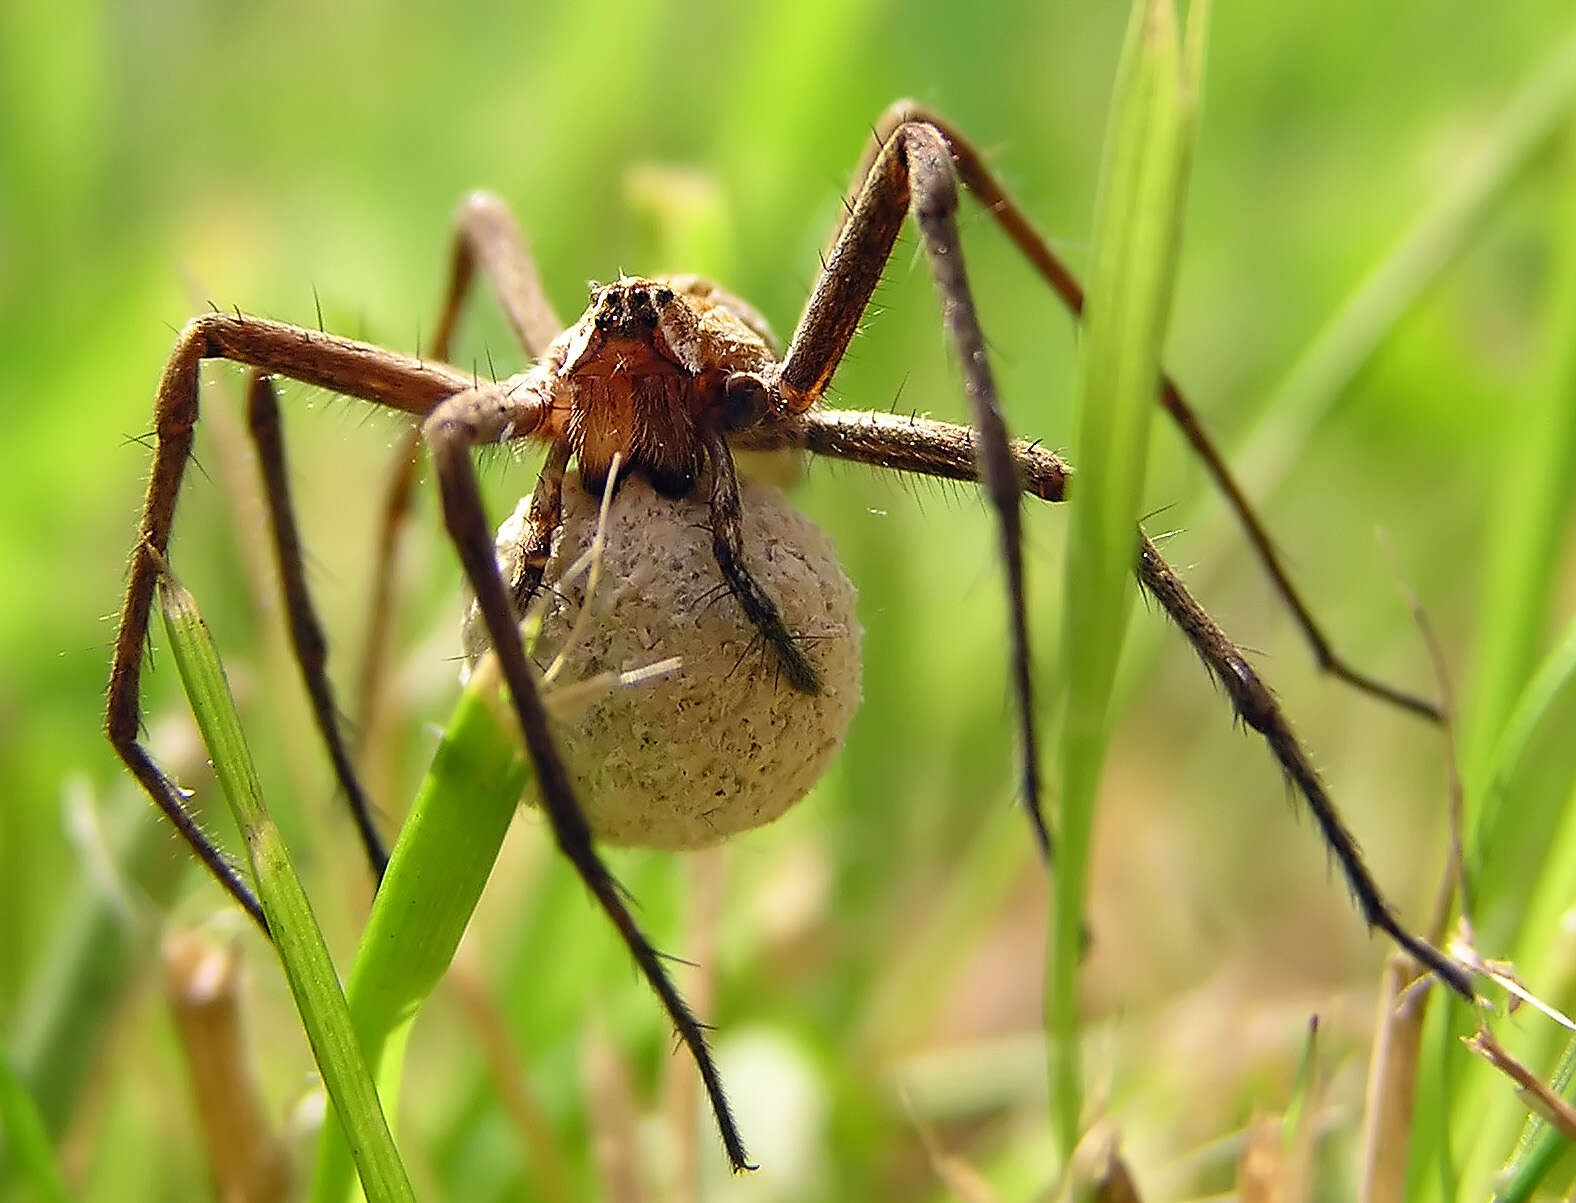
[4, 1, 1576, 1199]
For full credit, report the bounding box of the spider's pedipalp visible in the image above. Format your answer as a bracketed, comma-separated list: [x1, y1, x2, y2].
[702, 428, 824, 696]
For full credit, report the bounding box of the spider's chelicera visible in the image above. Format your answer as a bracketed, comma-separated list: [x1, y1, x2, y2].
[108, 102, 1471, 1172]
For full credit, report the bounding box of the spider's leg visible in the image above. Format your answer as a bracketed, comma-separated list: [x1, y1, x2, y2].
[356, 192, 566, 749]
[852, 102, 1439, 725]
[353, 423, 421, 757]
[775, 121, 1048, 858]
[1132, 535, 1470, 998]
[246, 373, 388, 879]
[108, 313, 475, 924]
[738, 407, 1472, 1000]
[422, 392, 750, 1172]
[701, 429, 821, 694]
[432, 191, 564, 362]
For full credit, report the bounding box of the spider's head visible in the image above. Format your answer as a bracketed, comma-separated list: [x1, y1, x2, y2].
[557, 277, 691, 380]
[558, 275, 777, 382]
[588, 278, 679, 340]
[551, 275, 782, 497]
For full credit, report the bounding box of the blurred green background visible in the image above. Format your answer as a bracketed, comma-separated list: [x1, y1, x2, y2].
[4, 0, 1576, 1199]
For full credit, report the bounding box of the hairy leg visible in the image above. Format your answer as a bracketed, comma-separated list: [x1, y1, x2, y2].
[356, 192, 567, 766]
[108, 313, 473, 922]
[431, 191, 564, 362]
[421, 388, 751, 1170]
[736, 406, 1471, 998]
[853, 101, 1440, 723]
[246, 373, 389, 878]
[770, 118, 1049, 856]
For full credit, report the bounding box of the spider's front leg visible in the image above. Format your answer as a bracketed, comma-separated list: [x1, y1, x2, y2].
[107, 314, 473, 923]
[762, 120, 1049, 855]
[420, 383, 750, 1171]
[856, 103, 1441, 723]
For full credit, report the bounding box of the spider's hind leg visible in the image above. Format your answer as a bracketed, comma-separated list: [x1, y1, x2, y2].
[702, 428, 822, 695]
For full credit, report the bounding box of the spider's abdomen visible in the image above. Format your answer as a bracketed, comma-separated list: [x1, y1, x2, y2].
[546, 274, 779, 497]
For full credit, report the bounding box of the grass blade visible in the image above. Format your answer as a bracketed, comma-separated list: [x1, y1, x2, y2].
[153, 555, 415, 1203]
[1217, 25, 1576, 536]
[1440, 120, 1576, 1200]
[0, 1045, 73, 1203]
[310, 661, 533, 1203]
[1451, 611, 1576, 1199]
[1050, 0, 1205, 1157]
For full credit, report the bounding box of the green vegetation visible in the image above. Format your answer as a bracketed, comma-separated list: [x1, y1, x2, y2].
[5, 0, 1576, 1198]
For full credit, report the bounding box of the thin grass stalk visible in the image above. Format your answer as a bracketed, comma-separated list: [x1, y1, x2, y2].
[0, 1046, 73, 1203]
[309, 670, 532, 1203]
[1049, 0, 1205, 1158]
[154, 557, 414, 1203]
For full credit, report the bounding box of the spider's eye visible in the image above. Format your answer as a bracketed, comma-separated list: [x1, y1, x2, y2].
[654, 285, 675, 306]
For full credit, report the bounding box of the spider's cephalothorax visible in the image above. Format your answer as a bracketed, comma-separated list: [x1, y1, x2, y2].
[538, 275, 779, 499]
[109, 104, 1470, 1174]
[502, 271, 820, 695]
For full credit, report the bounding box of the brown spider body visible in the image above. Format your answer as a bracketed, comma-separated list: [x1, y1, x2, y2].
[531, 275, 778, 498]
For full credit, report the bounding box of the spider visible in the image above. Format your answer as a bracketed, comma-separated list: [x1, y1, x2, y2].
[108, 101, 1472, 1172]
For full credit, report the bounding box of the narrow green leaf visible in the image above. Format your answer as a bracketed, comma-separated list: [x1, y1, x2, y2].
[311, 664, 533, 1203]
[154, 557, 415, 1203]
[0, 1046, 73, 1203]
[1220, 25, 1576, 541]
[1049, 0, 1206, 1158]
[1452, 611, 1576, 1201]
[1284, 1017, 1320, 1153]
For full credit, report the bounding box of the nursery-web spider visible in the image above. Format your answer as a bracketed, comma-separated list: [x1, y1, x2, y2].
[108, 102, 1472, 1171]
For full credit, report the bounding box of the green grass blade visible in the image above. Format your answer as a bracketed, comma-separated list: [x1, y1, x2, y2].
[154, 558, 415, 1203]
[7, 777, 187, 1140]
[1465, 108, 1576, 787]
[0, 1046, 73, 1203]
[311, 663, 532, 1203]
[1448, 611, 1576, 1199]
[1223, 25, 1576, 526]
[1438, 98, 1576, 1203]
[1049, 0, 1205, 1158]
